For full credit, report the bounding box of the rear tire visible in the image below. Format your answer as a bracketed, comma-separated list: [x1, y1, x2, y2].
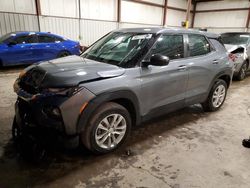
[202, 79, 227, 112]
[81, 102, 131, 154]
[236, 62, 248, 81]
[57, 51, 70, 58]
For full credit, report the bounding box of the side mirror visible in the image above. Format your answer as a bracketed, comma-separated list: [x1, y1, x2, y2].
[144, 54, 169, 66]
[8, 41, 17, 46]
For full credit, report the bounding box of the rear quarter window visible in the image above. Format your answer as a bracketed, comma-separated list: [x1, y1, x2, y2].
[38, 35, 55, 43]
[209, 38, 227, 53]
[55, 36, 64, 42]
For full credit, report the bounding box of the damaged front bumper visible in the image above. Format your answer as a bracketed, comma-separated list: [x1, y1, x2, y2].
[13, 79, 95, 149]
[14, 96, 80, 149]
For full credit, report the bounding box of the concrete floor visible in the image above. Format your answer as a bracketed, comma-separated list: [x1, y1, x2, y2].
[0, 68, 250, 188]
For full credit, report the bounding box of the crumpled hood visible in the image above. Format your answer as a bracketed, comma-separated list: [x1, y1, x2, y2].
[22, 55, 125, 88]
[224, 44, 246, 52]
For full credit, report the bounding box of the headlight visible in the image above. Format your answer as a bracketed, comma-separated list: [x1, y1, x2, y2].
[43, 106, 61, 119]
[45, 86, 83, 96]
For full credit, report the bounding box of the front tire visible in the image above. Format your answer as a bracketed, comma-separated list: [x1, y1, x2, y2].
[202, 79, 227, 112]
[81, 102, 131, 154]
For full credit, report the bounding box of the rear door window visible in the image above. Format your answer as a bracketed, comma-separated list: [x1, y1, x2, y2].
[150, 34, 184, 60]
[14, 35, 37, 44]
[188, 34, 211, 57]
[38, 35, 56, 43]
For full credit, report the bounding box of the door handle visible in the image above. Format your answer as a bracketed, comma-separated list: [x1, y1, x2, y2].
[212, 60, 219, 64]
[178, 65, 187, 71]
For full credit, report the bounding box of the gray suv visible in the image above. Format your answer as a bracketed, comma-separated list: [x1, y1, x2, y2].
[13, 28, 233, 154]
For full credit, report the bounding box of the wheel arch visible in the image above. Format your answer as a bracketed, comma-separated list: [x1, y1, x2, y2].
[57, 50, 71, 58]
[203, 69, 232, 102]
[77, 90, 141, 134]
[217, 74, 231, 88]
[110, 98, 137, 128]
[213, 68, 232, 87]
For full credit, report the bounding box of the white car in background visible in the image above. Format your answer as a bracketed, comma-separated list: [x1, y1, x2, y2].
[221, 32, 250, 80]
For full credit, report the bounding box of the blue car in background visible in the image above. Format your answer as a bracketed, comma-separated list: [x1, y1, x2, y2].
[0, 31, 81, 66]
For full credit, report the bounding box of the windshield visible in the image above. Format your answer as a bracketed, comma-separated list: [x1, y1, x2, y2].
[221, 33, 250, 45]
[81, 32, 155, 68]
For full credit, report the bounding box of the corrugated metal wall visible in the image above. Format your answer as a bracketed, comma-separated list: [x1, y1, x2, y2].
[194, 0, 250, 33]
[1, 0, 250, 44]
[39, 16, 79, 41]
[0, 12, 39, 36]
[0, 0, 195, 45]
[0, 0, 38, 36]
[81, 19, 118, 45]
[0, 0, 36, 14]
[121, 1, 163, 25]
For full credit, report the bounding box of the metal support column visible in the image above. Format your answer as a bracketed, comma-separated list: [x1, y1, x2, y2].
[35, 0, 41, 31]
[185, 0, 192, 29]
[162, 0, 168, 26]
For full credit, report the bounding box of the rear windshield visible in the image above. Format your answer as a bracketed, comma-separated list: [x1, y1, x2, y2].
[221, 33, 250, 45]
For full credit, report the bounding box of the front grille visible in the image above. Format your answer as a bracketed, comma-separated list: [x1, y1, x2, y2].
[17, 97, 64, 132]
[19, 68, 46, 94]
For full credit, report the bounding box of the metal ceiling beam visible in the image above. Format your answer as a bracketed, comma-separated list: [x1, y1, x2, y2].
[123, 0, 194, 13]
[168, 6, 190, 12]
[195, 0, 224, 2]
[196, 7, 249, 13]
[122, 0, 164, 8]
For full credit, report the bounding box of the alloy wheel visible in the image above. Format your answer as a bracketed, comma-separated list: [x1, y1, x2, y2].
[95, 114, 127, 149]
[212, 85, 226, 108]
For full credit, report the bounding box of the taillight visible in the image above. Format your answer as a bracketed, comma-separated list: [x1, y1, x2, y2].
[75, 43, 84, 52]
[229, 53, 237, 62]
[75, 44, 80, 48]
[80, 45, 84, 52]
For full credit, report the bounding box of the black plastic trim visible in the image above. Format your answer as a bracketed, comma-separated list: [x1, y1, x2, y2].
[76, 90, 141, 133]
[204, 68, 233, 101]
